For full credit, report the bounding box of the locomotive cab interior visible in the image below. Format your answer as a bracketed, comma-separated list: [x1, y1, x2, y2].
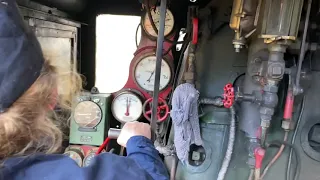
[14, 0, 320, 179]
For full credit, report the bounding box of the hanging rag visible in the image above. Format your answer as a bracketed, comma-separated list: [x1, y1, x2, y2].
[170, 83, 202, 163]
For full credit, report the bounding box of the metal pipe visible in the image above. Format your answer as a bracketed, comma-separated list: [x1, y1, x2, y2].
[296, 0, 312, 89]
[217, 106, 236, 180]
[286, 97, 305, 180]
[151, 0, 167, 141]
[199, 97, 224, 106]
[170, 154, 178, 180]
[260, 131, 289, 179]
[248, 169, 254, 180]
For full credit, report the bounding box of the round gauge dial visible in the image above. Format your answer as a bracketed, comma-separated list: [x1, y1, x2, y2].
[134, 56, 171, 92]
[73, 101, 102, 128]
[142, 7, 175, 38]
[64, 150, 83, 167]
[112, 91, 143, 123]
[83, 152, 96, 167]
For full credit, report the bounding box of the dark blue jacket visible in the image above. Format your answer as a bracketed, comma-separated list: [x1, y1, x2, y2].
[1, 136, 169, 180]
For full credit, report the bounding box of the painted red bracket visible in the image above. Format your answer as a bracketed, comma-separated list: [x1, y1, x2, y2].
[223, 83, 235, 108]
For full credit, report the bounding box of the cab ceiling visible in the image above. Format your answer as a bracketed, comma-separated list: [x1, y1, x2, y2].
[30, 0, 143, 15]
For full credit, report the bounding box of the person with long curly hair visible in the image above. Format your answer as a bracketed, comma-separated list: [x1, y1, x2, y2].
[0, 1, 168, 179]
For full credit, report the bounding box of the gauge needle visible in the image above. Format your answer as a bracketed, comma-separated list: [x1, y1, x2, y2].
[125, 97, 130, 116]
[147, 70, 155, 82]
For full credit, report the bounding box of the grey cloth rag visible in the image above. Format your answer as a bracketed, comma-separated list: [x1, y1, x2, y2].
[170, 83, 203, 163]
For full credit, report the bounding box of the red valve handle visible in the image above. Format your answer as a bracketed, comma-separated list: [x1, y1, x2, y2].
[223, 83, 235, 108]
[143, 98, 170, 122]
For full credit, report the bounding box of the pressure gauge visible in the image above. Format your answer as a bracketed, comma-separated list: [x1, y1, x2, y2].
[83, 152, 95, 167]
[73, 101, 102, 128]
[111, 91, 143, 123]
[142, 7, 175, 38]
[64, 149, 84, 167]
[134, 55, 172, 92]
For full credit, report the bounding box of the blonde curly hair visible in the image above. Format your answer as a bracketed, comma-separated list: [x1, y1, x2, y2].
[0, 55, 82, 159]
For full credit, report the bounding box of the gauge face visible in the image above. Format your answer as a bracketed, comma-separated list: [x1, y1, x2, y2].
[83, 153, 96, 167]
[112, 92, 143, 123]
[142, 7, 175, 37]
[73, 101, 102, 128]
[134, 56, 171, 92]
[64, 150, 83, 167]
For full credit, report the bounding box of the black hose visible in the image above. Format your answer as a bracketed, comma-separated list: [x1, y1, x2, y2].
[267, 141, 301, 180]
[296, 0, 312, 87]
[168, 35, 191, 105]
[135, 23, 141, 48]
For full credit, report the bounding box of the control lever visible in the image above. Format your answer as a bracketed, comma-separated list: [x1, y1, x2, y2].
[108, 128, 121, 139]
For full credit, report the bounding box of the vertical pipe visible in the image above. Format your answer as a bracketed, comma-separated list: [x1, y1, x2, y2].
[296, 0, 312, 88]
[151, 0, 167, 141]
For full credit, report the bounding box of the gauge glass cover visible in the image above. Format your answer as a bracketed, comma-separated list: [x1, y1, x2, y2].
[134, 56, 171, 92]
[73, 101, 102, 128]
[112, 92, 143, 123]
[142, 7, 174, 37]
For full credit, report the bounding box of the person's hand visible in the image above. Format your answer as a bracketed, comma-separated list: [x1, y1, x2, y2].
[117, 122, 151, 147]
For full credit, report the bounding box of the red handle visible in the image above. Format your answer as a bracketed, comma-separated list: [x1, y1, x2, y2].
[254, 147, 266, 169]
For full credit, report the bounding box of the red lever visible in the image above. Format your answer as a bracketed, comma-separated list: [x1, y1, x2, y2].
[254, 147, 266, 169]
[223, 83, 235, 108]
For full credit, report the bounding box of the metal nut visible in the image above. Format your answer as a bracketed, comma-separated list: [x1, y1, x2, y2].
[282, 121, 291, 130]
[261, 120, 271, 127]
[192, 151, 201, 161]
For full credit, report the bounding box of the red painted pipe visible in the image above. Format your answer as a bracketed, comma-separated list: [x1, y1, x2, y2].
[283, 89, 294, 120]
[96, 137, 111, 155]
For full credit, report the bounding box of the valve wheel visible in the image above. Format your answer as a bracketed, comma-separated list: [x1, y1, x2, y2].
[223, 83, 235, 108]
[143, 98, 169, 122]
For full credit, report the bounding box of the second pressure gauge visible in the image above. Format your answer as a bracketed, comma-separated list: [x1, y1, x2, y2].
[111, 91, 143, 124]
[142, 7, 175, 38]
[134, 55, 172, 92]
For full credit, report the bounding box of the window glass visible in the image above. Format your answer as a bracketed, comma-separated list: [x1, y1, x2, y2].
[95, 14, 141, 93]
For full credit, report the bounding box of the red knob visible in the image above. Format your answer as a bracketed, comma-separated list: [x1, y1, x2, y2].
[223, 83, 235, 108]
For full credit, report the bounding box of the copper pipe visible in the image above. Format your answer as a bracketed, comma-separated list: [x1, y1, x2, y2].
[254, 168, 261, 180]
[260, 131, 289, 179]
